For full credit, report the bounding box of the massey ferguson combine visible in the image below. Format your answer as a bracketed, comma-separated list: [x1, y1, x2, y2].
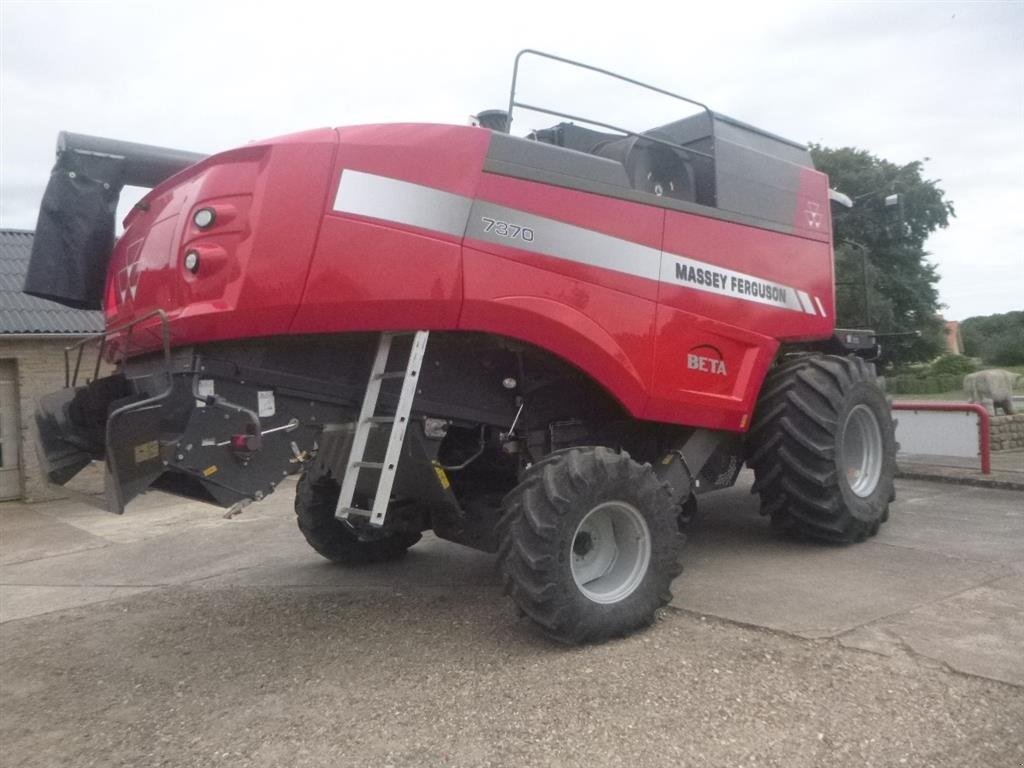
[27, 51, 895, 643]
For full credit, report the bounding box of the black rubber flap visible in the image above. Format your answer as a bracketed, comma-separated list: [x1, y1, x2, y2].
[24, 151, 125, 310]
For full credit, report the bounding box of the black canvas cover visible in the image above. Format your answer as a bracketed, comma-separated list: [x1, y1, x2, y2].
[24, 150, 125, 310]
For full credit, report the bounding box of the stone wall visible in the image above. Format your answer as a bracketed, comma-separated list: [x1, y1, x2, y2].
[990, 414, 1024, 453]
[0, 336, 110, 501]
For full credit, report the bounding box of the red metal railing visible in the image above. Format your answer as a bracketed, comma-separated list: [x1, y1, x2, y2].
[891, 401, 991, 475]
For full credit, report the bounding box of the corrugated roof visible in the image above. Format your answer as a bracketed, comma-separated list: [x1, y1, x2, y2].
[0, 229, 105, 334]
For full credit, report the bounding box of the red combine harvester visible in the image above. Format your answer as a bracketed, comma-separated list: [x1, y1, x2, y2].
[27, 51, 895, 643]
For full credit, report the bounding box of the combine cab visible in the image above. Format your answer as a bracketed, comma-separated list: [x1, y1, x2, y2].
[27, 51, 895, 643]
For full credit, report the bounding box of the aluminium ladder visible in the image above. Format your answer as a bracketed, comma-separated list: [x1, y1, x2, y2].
[335, 331, 429, 527]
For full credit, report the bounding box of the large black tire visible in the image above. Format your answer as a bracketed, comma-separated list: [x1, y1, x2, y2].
[497, 446, 684, 644]
[747, 354, 896, 543]
[295, 473, 422, 565]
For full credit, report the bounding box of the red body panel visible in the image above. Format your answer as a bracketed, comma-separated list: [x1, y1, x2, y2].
[107, 129, 338, 351]
[459, 172, 664, 418]
[291, 125, 491, 333]
[106, 123, 837, 432]
[460, 247, 657, 417]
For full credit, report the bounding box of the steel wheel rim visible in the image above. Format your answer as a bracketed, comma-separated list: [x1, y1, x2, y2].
[570, 501, 652, 604]
[841, 404, 883, 498]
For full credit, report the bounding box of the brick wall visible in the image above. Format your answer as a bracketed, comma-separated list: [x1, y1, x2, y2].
[0, 336, 110, 501]
[990, 414, 1024, 453]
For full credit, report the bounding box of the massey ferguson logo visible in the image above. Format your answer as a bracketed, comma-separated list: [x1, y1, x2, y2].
[687, 345, 728, 376]
[805, 201, 823, 229]
[116, 243, 144, 305]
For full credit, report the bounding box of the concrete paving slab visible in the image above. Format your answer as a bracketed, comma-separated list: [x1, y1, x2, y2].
[196, 532, 498, 590]
[0, 515, 301, 591]
[840, 575, 1024, 686]
[880, 482, 1024, 564]
[0, 584, 155, 622]
[671, 476, 1016, 639]
[0, 505, 109, 565]
[675, 539, 1009, 639]
[33, 479, 296, 544]
[1, 488, 495, 623]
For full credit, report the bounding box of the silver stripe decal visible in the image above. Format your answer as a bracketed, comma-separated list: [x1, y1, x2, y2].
[814, 296, 827, 318]
[661, 254, 808, 314]
[332, 170, 817, 316]
[333, 169, 472, 238]
[467, 200, 661, 281]
[796, 290, 816, 315]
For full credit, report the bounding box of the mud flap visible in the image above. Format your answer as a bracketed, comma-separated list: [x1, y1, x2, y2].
[103, 398, 177, 514]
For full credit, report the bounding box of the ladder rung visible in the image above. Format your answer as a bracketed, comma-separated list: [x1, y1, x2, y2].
[375, 371, 406, 380]
[365, 415, 396, 424]
[351, 461, 385, 470]
[337, 507, 370, 519]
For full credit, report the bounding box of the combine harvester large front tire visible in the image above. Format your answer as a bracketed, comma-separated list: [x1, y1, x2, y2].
[747, 354, 897, 543]
[498, 447, 684, 644]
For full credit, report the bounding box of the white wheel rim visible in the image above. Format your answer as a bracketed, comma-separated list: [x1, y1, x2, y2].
[841, 404, 883, 498]
[570, 501, 652, 604]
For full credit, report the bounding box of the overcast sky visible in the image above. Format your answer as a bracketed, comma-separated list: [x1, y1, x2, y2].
[1, 0, 1021, 320]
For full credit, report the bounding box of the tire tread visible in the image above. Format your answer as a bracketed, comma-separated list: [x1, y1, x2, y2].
[747, 354, 896, 543]
[498, 446, 684, 644]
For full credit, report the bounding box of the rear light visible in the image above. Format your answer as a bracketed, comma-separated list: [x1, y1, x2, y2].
[188, 201, 240, 233]
[193, 207, 216, 228]
[181, 243, 228, 275]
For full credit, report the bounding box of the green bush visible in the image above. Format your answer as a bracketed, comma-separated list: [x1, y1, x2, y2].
[986, 328, 1024, 366]
[887, 373, 963, 395]
[929, 354, 976, 377]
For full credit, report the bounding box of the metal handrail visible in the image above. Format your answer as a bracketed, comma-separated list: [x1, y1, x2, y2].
[506, 49, 716, 161]
[64, 309, 173, 388]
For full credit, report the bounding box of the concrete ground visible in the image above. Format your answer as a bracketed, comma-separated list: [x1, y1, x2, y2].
[1, 474, 1022, 767]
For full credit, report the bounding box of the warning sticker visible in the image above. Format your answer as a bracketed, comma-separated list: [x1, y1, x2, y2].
[257, 390, 276, 418]
[432, 462, 451, 490]
[196, 379, 215, 407]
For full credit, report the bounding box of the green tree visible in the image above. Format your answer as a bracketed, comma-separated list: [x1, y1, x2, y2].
[810, 146, 955, 369]
[961, 311, 1024, 365]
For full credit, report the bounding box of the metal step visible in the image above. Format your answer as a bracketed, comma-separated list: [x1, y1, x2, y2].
[351, 461, 385, 470]
[336, 507, 370, 520]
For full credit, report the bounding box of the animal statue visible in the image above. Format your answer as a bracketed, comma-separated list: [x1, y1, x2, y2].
[963, 370, 1021, 415]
